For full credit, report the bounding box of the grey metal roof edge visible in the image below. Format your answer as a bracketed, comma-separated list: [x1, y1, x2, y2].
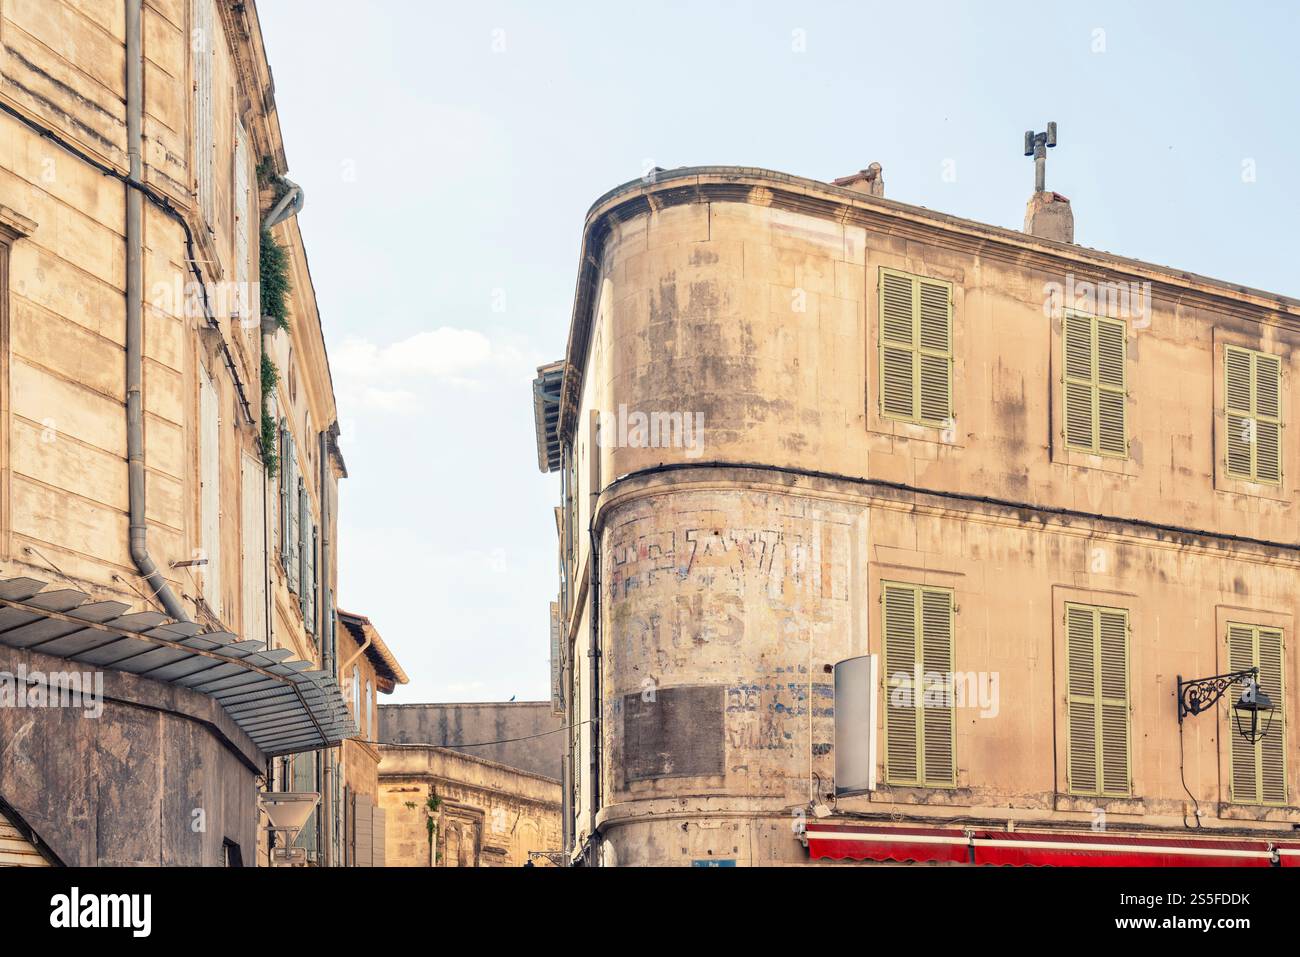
[0, 576, 354, 757]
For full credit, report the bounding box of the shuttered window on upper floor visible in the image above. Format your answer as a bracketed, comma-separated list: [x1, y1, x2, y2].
[279, 421, 300, 593]
[1065, 603, 1131, 797]
[883, 581, 956, 787]
[1225, 346, 1283, 485]
[879, 268, 953, 427]
[1227, 623, 1287, 806]
[1063, 313, 1127, 457]
[191, 0, 216, 227]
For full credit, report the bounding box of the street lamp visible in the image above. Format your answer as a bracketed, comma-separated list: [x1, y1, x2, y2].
[1177, 667, 1275, 744]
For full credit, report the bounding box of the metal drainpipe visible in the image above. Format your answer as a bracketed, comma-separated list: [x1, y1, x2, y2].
[125, 0, 188, 623]
[318, 429, 334, 867]
[587, 508, 602, 864]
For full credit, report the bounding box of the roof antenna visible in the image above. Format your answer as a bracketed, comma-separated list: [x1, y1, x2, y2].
[1023, 121, 1057, 193]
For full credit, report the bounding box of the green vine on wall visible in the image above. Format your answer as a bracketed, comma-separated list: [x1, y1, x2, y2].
[259, 226, 291, 333]
[259, 352, 280, 477]
[426, 793, 442, 861]
[255, 173, 291, 478]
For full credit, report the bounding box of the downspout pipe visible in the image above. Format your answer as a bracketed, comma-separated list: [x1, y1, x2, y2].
[126, 0, 188, 623]
[318, 428, 334, 867]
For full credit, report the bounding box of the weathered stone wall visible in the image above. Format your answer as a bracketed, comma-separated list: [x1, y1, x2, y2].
[378, 745, 562, 867]
[596, 474, 1298, 864]
[380, 702, 564, 779]
[0, 644, 263, 866]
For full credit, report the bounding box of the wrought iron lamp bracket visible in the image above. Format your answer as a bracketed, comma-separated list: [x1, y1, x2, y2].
[1176, 667, 1258, 723]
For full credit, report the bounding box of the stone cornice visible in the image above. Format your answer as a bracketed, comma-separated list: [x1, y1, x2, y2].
[0, 204, 37, 241]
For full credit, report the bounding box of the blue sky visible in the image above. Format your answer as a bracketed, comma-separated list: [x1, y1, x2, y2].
[257, 0, 1299, 702]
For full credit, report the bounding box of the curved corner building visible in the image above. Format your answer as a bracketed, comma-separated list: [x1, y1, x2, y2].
[533, 166, 1300, 867]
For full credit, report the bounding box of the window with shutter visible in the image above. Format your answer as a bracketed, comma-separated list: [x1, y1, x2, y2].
[299, 485, 311, 626]
[233, 119, 251, 323]
[878, 268, 952, 427]
[882, 581, 955, 787]
[1062, 313, 1127, 456]
[292, 751, 318, 857]
[1065, 603, 1131, 797]
[190, 0, 216, 226]
[1227, 623, 1287, 806]
[1225, 346, 1283, 485]
[278, 421, 290, 567]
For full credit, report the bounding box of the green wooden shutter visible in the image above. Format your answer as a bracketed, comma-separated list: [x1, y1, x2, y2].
[1227, 624, 1259, 804]
[299, 485, 310, 624]
[1066, 603, 1130, 796]
[1226, 347, 1283, 484]
[883, 581, 955, 787]
[308, 525, 318, 639]
[292, 751, 318, 855]
[1095, 319, 1127, 455]
[1063, 314, 1127, 455]
[879, 269, 951, 426]
[1097, 607, 1130, 794]
[883, 583, 918, 784]
[287, 458, 300, 593]
[1065, 604, 1098, 794]
[1225, 348, 1255, 480]
[1228, 623, 1287, 806]
[1063, 314, 1095, 450]
[920, 587, 956, 786]
[917, 279, 952, 425]
[880, 271, 916, 419]
[278, 421, 292, 569]
[1258, 627, 1287, 805]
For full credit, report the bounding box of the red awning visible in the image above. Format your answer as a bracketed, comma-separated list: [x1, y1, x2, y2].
[804, 824, 971, 864]
[806, 823, 1289, 867]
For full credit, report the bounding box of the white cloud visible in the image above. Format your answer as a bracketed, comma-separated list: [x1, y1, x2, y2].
[335, 327, 496, 382]
[332, 326, 540, 414]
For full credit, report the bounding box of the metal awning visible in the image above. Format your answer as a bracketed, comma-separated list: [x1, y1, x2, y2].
[0, 576, 354, 757]
[532, 360, 564, 473]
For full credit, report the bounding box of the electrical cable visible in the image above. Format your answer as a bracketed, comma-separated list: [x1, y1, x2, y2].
[1177, 718, 1202, 829]
[0, 99, 255, 424]
[357, 718, 591, 751]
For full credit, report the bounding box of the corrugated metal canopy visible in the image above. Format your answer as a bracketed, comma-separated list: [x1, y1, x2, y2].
[0, 576, 354, 757]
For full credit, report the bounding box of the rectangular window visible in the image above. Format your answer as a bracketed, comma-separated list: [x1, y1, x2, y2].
[292, 751, 318, 858]
[1065, 603, 1131, 796]
[233, 119, 251, 321]
[1062, 313, 1127, 456]
[191, 0, 216, 225]
[882, 581, 955, 787]
[1225, 346, 1283, 484]
[878, 268, 952, 427]
[240, 453, 267, 644]
[199, 366, 221, 617]
[1227, 623, 1286, 806]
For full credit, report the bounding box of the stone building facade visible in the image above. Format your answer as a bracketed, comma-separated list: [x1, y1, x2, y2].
[378, 744, 563, 867]
[336, 610, 406, 866]
[533, 166, 1300, 866]
[380, 701, 564, 779]
[0, 0, 352, 864]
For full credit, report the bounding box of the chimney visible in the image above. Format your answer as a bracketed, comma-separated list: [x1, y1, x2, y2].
[1022, 122, 1073, 243]
[832, 162, 884, 198]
